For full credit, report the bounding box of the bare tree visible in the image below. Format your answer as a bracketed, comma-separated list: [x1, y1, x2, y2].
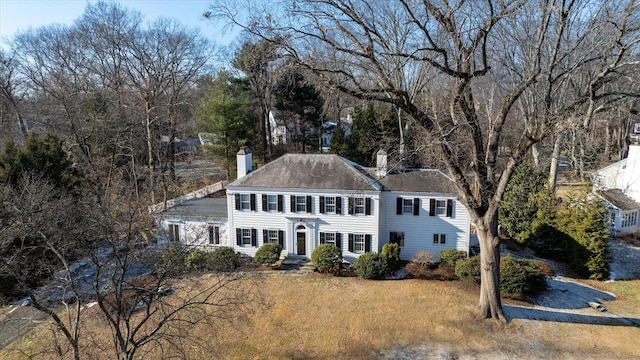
[209, 0, 640, 320]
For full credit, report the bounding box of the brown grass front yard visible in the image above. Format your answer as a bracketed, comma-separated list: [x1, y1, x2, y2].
[2, 275, 640, 359]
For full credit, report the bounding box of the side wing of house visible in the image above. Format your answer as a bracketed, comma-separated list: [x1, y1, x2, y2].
[381, 192, 470, 261]
[226, 188, 381, 262]
[157, 216, 228, 248]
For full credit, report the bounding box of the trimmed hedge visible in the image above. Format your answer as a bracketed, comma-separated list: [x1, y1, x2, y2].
[353, 252, 387, 279]
[455, 255, 548, 299]
[255, 243, 283, 265]
[311, 244, 343, 273]
[439, 249, 467, 266]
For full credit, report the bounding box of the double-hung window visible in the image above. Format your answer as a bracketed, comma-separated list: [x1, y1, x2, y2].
[208, 225, 220, 245]
[348, 233, 371, 253]
[291, 195, 312, 213]
[266, 195, 278, 211]
[349, 197, 371, 215]
[168, 224, 180, 243]
[325, 197, 336, 213]
[435, 200, 447, 215]
[240, 194, 251, 210]
[236, 228, 257, 247]
[319, 231, 341, 249]
[396, 197, 419, 215]
[354, 197, 365, 214]
[429, 199, 453, 217]
[433, 234, 446, 244]
[353, 234, 365, 253]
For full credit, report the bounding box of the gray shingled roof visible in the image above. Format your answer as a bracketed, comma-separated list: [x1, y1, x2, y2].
[375, 169, 457, 194]
[228, 153, 381, 191]
[157, 197, 228, 218]
[599, 189, 640, 211]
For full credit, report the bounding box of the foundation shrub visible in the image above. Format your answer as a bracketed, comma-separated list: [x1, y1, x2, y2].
[381, 243, 401, 271]
[353, 252, 387, 279]
[209, 246, 240, 272]
[255, 243, 283, 265]
[311, 244, 343, 273]
[439, 249, 468, 266]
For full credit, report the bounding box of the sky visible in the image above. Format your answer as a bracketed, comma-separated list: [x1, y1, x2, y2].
[0, 0, 239, 47]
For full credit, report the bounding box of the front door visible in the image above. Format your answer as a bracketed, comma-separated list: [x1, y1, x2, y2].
[296, 231, 306, 256]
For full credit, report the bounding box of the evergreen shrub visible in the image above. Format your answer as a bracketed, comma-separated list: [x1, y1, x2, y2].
[353, 252, 387, 279]
[381, 243, 401, 270]
[255, 243, 283, 265]
[439, 249, 467, 266]
[209, 246, 240, 272]
[311, 244, 343, 273]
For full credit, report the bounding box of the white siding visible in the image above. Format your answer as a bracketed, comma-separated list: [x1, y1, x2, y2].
[380, 192, 471, 261]
[157, 217, 228, 249]
[227, 188, 380, 261]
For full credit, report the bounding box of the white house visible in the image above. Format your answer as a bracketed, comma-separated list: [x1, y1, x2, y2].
[153, 148, 471, 262]
[592, 122, 640, 235]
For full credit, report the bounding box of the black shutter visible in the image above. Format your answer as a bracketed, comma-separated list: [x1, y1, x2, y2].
[348, 197, 354, 215]
[319, 196, 325, 214]
[250, 194, 256, 211]
[306, 196, 312, 213]
[413, 198, 420, 216]
[235, 193, 240, 210]
[365, 234, 372, 252]
[263, 229, 268, 244]
[365, 198, 372, 215]
[336, 197, 342, 214]
[446, 199, 453, 217]
[319, 232, 325, 244]
[433, 234, 438, 244]
[262, 194, 267, 211]
[336, 233, 342, 250]
[348, 234, 354, 252]
[290, 195, 296, 213]
[429, 199, 436, 216]
[396, 197, 403, 215]
[277, 195, 284, 212]
[251, 229, 257, 247]
[236, 228, 241, 246]
[278, 230, 284, 248]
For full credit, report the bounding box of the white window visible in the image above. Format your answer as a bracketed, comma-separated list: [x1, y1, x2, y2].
[208, 225, 220, 245]
[433, 234, 446, 244]
[267, 195, 278, 211]
[296, 196, 307, 212]
[241, 228, 252, 245]
[435, 200, 447, 215]
[321, 232, 337, 246]
[403, 198, 413, 214]
[266, 230, 280, 243]
[168, 224, 180, 243]
[324, 196, 336, 213]
[240, 194, 251, 210]
[354, 197, 365, 214]
[621, 211, 638, 228]
[353, 234, 365, 253]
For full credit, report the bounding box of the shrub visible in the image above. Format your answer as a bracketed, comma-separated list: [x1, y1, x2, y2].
[454, 255, 481, 283]
[209, 246, 240, 272]
[185, 248, 211, 270]
[255, 243, 283, 265]
[155, 243, 189, 276]
[381, 243, 401, 270]
[311, 244, 343, 273]
[412, 250, 440, 268]
[500, 256, 547, 299]
[353, 252, 387, 279]
[439, 249, 467, 266]
[454, 255, 548, 299]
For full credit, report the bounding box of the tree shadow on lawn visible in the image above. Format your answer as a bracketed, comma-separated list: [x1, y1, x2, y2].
[504, 277, 640, 327]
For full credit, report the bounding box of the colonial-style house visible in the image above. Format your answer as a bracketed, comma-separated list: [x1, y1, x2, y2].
[153, 148, 471, 261]
[592, 123, 640, 235]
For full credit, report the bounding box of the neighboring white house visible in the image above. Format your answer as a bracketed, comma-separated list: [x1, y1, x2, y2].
[153, 148, 471, 262]
[592, 122, 640, 235]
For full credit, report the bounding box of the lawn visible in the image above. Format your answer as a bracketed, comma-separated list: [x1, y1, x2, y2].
[2, 274, 639, 359]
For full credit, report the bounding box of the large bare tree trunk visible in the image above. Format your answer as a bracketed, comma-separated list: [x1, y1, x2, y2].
[475, 212, 505, 321]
